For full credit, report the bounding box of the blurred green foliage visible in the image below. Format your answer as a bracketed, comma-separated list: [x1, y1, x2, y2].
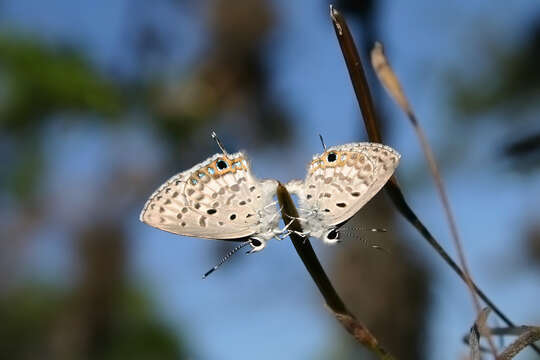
[0, 34, 124, 132]
[0, 1, 290, 358]
[452, 24, 540, 117]
[0, 284, 188, 359]
[449, 20, 540, 173]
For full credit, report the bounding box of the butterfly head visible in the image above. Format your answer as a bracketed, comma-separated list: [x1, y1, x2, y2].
[247, 236, 267, 253]
[322, 227, 340, 244]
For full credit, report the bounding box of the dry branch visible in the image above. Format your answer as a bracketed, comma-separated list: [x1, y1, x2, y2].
[328, 4, 540, 356]
[276, 184, 395, 360]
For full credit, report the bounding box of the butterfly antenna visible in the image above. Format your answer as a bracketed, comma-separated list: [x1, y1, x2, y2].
[358, 236, 390, 254]
[211, 131, 229, 155]
[370, 244, 390, 254]
[347, 226, 387, 233]
[340, 231, 390, 254]
[202, 240, 251, 279]
[319, 134, 327, 151]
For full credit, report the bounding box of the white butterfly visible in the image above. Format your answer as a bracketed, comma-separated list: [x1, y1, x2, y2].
[140, 148, 281, 254]
[285, 142, 400, 244]
[140, 137, 400, 254]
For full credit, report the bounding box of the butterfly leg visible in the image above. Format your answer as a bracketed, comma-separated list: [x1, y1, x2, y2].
[273, 218, 296, 240]
[291, 230, 311, 237]
[297, 230, 312, 244]
[257, 202, 280, 219]
[282, 213, 309, 223]
[296, 207, 317, 216]
[277, 230, 311, 241]
[275, 230, 292, 240]
[262, 201, 279, 213]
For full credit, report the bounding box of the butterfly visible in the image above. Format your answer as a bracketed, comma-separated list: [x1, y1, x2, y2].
[285, 142, 400, 244]
[139, 142, 281, 255]
[140, 134, 400, 275]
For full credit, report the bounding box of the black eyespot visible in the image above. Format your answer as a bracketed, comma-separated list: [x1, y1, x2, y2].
[327, 152, 337, 162]
[336, 202, 347, 208]
[327, 229, 339, 240]
[217, 159, 228, 170]
[251, 239, 262, 247]
[323, 208, 331, 213]
[230, 214, 236, 220]
[207, 209, 217, 215]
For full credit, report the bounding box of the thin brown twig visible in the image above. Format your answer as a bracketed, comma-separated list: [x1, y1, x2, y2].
[469, 308, 492, 360]
[370, 42, 498, 357]
[276, 184, 395, 360]
[464, 310, 540, 360]
[328, 4, 540, 356]
[497, 327, 540, 359]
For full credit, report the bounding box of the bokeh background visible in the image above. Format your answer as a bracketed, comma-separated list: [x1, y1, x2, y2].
[1, 1, 540, 359]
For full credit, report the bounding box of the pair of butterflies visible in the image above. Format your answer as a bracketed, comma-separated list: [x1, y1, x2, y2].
[140, 134, 400, 256]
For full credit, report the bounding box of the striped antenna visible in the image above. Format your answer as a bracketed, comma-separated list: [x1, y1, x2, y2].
[202, 240, 251, 279]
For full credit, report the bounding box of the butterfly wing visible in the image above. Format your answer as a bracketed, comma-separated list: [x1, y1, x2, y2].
[140, 152, 277, 240]
[287, 143, 400, 235]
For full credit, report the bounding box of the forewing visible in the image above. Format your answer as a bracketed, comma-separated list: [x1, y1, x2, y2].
[290, 143, 400, 226]
[140, 152, 277, 240]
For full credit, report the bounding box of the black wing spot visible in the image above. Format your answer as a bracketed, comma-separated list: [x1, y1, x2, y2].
[230, 214, 237, 220]
[207, 209, 217, 215]
[323, 209, 331, 213]
[351, 192, 360, 197]
[336, 202, 347, 208]
[217, 159, 228, 170]
[327, 152, 337, 162]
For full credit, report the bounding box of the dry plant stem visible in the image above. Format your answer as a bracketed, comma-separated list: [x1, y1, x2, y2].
[469, 325, 481, 360]
[469, 308, 492, 360]
[329, 4, 540, 356]
[329, 5, 382, 144]
[497, 327, 540, 360]
[370, 43, 498, 357]
[276, 183, 395, 360]
[469, 325, 540, 359]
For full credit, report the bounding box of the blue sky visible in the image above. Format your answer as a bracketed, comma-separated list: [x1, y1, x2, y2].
[3, 1, 540, 359]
